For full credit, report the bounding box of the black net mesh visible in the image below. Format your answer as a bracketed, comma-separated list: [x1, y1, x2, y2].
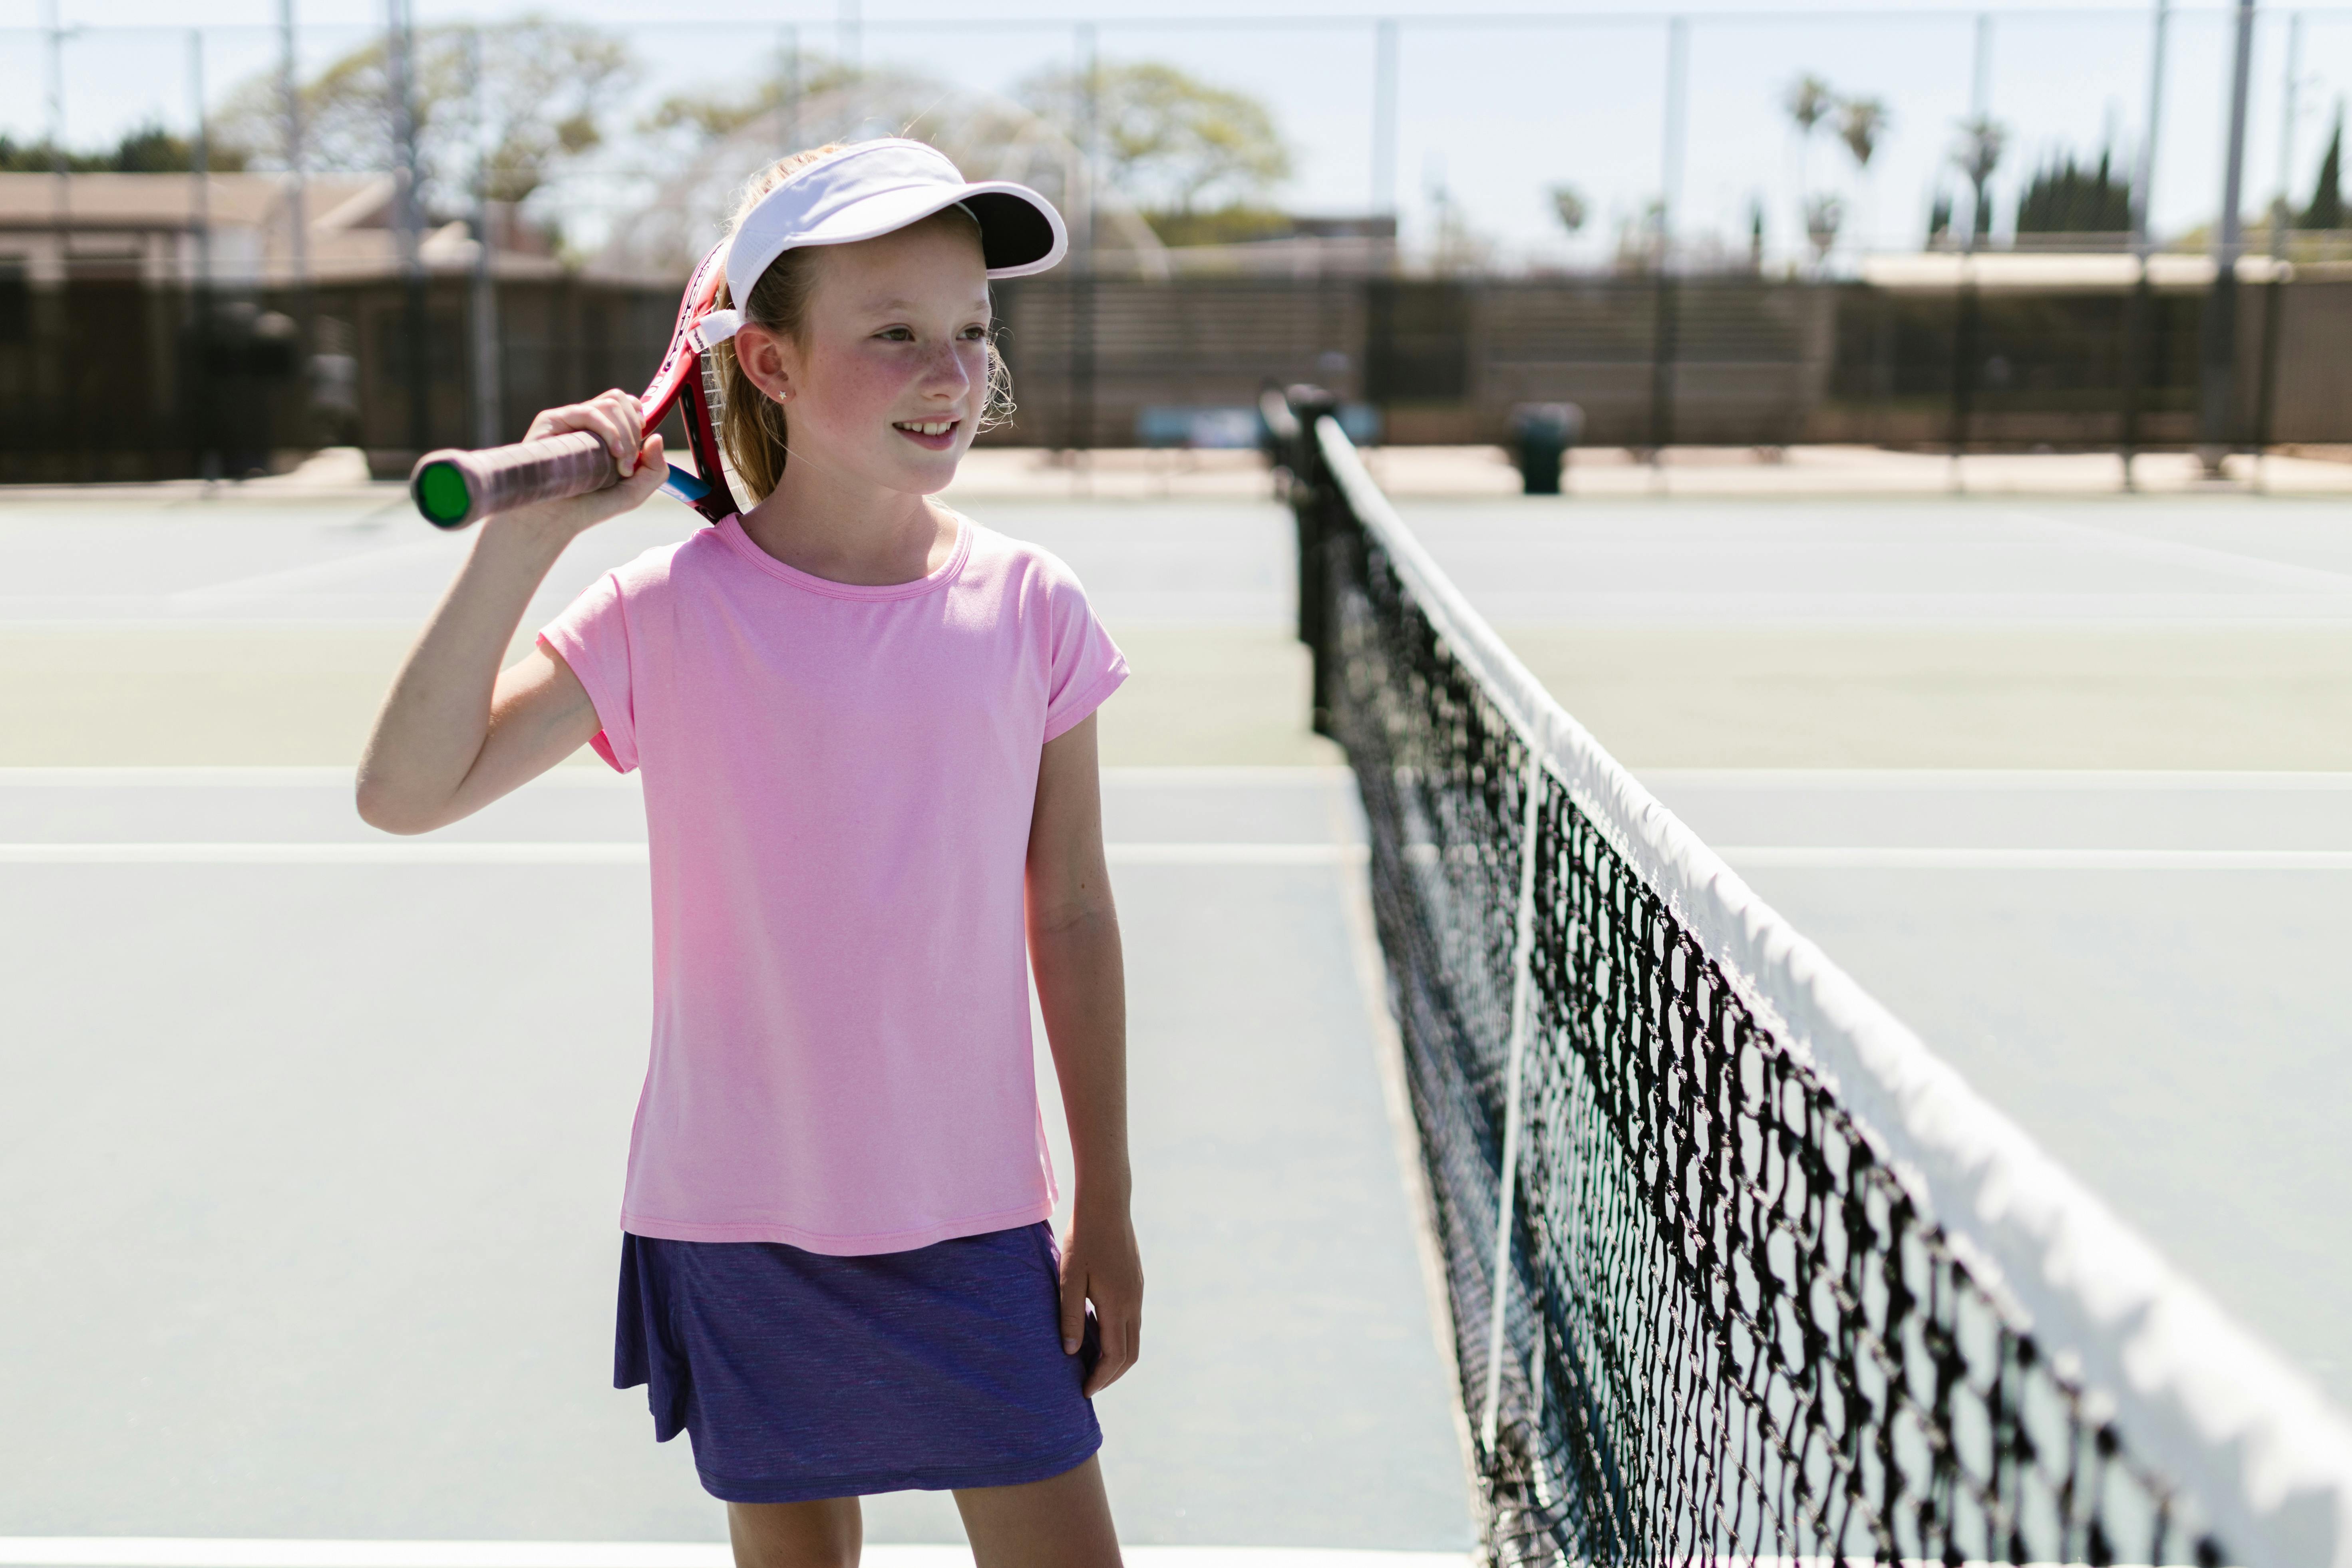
[1306, 470, 2223, 1568]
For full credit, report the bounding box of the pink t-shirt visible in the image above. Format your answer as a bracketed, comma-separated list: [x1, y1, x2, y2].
[538, 509, 1127, 1256]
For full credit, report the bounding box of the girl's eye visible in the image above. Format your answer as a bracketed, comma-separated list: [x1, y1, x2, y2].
[960, 326, 987, 341]
[877, 326, 913, 341]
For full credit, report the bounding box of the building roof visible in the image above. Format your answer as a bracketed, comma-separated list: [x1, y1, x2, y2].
[0, 171, 564, 284]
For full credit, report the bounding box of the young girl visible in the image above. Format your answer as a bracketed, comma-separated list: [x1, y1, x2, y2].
[357, 140, 1139, 1568]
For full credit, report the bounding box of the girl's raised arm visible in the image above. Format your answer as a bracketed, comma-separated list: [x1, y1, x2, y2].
[356, 390, 667, 835]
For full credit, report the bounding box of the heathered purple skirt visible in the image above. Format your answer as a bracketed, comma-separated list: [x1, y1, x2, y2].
[614, 1221, 1102, 1503]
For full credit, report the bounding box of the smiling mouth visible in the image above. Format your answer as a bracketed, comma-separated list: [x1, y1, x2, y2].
[893, 418, 960, 446]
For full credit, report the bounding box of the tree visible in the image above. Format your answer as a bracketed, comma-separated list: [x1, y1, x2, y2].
[1613, 199, 1667, 272]
[1785, 73, 1833, 186]
[2014, 146, 2130, 233]
[1785, 74, 1834, 141]
[1549, 184, 1588, 236]
[212, 18, 635, 215]
[1016, 60, 1290, 214]
[2300, 106, 2344, 230]
[639, 52, 862, 147]
[1837, 97, 1887, 171]
[0, 123, 247, 174]
[1804, 193, 1843, 266]
[1952, 113, 2008, 247]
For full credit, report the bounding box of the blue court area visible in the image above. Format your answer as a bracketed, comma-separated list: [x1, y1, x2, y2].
[0, 478, 2347, 1552]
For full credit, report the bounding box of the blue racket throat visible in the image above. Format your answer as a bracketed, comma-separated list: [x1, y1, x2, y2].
[660, 463, 713, 505]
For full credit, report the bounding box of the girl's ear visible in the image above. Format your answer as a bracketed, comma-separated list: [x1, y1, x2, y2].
[733, 323, 795, 405]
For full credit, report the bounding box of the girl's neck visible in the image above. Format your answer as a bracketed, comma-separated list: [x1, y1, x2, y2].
[736, 449, 958, 587]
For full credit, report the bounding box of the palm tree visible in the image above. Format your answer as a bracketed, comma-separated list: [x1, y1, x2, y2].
[1785, 72, 1833, 195]
[1838, 97, 1887, 171]
[1549, 184, 1588, 236]
[1837, 96, 1888, 256]
[1804, 193, 1843, 269]
[1953, 113, 2007, 250]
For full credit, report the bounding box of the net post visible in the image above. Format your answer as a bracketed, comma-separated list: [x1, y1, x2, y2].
[1479, 749, 1547, 1452]
[1281, 385, 1342, 735]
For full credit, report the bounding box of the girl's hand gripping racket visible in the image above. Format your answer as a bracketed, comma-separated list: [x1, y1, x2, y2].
[408, 242, 738, 529]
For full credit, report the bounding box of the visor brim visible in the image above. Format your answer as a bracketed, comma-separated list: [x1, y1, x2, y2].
[784, 181, 1068, 279]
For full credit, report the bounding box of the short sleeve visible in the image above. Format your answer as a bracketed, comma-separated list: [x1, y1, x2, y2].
[538, 571, 639, 773]
[1041, 570, 1128, 744]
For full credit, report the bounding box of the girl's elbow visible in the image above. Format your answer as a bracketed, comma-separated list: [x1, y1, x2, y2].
[354, 775, 442, 836]
[1031, 894, 1119, 944]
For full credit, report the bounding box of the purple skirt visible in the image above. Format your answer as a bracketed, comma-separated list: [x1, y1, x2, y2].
[614, 1221, 1102, 1503]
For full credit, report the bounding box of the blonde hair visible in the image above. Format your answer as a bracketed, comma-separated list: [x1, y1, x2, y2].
[711, 145, 1016, 502]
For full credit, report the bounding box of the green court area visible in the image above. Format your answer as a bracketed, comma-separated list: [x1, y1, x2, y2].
[2, 487, 2350, 771]
[0, 622, 1336, 768]
[2, 479, 2347, 1549]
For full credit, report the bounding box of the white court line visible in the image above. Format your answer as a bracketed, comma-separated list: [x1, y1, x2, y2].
[1638, 768, 2352, 791]
[0, 842, 649, 864]
[1108, 843, 1366, 866]
[0, 767, 628, 789]
[163, 535, 468, 607]
[0, 1544, 1466, 1568]
[0, 767, 1342, 788]
[0, 843, 1368, 866]
[1722, 846, 2352, 870]
[11, 843, 2340, 870]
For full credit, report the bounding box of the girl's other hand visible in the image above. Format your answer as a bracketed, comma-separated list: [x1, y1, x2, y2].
[499, 388, 668, 537]
[1060, 1202, 1142, 1397]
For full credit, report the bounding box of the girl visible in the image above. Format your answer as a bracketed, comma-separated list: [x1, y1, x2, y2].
[356, 141, 1140, 1568]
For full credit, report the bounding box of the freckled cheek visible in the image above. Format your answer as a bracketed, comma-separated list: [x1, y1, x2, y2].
[812, 351, 922, 431]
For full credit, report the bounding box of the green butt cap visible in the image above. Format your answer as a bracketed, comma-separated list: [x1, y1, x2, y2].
[414, 461, 473, 527]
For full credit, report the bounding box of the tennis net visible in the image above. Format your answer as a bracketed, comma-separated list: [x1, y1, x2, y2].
[1265, 392, 2352, 1568]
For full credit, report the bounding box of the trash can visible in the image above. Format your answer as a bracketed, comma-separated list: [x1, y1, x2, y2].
[1509, 402, 1584, 495]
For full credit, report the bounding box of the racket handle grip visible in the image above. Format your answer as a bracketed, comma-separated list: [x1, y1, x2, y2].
[408, 430, 620, 529]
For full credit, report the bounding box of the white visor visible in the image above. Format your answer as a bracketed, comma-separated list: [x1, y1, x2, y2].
[693, 139, 1068, 349]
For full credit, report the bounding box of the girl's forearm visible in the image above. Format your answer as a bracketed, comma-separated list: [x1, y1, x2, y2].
[357, 512, 573, 831]
[1030, 904, 1131, 1208]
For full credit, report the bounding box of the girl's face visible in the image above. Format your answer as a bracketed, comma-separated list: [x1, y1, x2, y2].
[741, 216, 992, 497]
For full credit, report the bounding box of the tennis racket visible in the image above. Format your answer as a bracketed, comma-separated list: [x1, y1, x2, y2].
[408, 240, 738, 530]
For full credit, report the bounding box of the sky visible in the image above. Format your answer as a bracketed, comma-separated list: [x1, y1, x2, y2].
[4, 1, 2348, 270]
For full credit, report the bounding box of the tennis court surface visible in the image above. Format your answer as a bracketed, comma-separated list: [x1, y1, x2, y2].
[2, 440, 2350, 1565]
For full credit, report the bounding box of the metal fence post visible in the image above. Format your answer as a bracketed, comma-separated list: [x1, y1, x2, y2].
[466, 28, 501, 449]
[388, 0, 429, 456]
[1647, 16, 1687, 468]
[278, 0, 312, 397]
[780, 24, 802, 153]
[2255, 9, 2300, 482]
[1950, 13, 1993, 491]
[1069, 22, 1099, 461]
[2120, 0, 2171, 490]
[190, 27, 217, 480]
[1371, 18, 1398, 218]
[2196, 0, 2258, 475]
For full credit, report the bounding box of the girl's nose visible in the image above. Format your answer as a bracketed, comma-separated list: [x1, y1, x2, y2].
[921, 341, 974, 395]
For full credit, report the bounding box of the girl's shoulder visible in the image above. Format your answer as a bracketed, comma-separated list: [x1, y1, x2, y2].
[596, 529, 732, 600]
[952, 513, 1091, 602]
